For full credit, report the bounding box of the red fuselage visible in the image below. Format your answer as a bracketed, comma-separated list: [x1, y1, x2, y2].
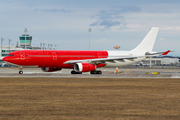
[3, 50, 108, 68]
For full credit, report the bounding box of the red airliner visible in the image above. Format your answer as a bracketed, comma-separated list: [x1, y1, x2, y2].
[3, 27, 170, 74]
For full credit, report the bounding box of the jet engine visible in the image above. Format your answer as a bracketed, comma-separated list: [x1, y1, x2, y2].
[139, 62, 144, 66]
[41, 67, 62, 72]
[74, 63, 96, 72]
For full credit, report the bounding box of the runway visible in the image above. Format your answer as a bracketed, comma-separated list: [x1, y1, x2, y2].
[0, 67, 180, 78]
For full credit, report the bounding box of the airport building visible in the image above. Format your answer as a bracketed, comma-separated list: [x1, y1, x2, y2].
[0, 30, 40, 64]
[18, 32, 40, 50]
[142, 56, 179, 66]
[124, 56, 180, 68]
[0, 45, 24, 64]
[19, 34, 32, 49]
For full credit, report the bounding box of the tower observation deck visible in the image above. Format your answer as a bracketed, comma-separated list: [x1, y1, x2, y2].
[19, 31, 32, 49]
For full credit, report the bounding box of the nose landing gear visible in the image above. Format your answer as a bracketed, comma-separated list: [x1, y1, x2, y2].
[18, 66, 23, 74]
[19, 71, 23, 74]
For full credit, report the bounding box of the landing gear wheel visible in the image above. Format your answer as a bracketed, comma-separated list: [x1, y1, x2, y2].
[18, 66, 23, 74]
[98, 71, 102, 74]
[77, 72, 82, 74]
[19, 71, 23, 74]
[91, 71, 96, 74]
[71, 71, 76, 74]
[90, 70, 102, 74]
[71, 70, 82, 74]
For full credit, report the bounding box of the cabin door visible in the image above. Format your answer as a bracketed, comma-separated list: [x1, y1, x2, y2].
[97, 53, 102, 58]
[20, 52, 25, 60]
[52, 52, 57, 60]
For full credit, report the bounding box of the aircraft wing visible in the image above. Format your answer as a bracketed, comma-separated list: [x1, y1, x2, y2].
[64, 56, 140, 65]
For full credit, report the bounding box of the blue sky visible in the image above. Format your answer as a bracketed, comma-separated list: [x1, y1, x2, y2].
[0, 0, 180, 56]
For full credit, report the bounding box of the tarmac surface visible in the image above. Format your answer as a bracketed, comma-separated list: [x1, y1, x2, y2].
[0, 67, 180, 78]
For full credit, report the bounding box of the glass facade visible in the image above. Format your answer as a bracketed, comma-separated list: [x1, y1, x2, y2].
[2, 50, 16, 53]
[20, 40, 31, 44]
[1, 50, 16, 57]
[2, 54, 8, 57]
[19, 35, 32, 46]
[19, 36, 32, 40]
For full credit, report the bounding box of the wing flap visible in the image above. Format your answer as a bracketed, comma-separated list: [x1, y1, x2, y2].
[114, 59, 125, 62]
[125, 58, 134, 61]
[105, 60, 116, 63]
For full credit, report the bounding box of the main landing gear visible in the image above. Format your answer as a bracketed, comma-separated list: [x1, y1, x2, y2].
[71, 70, 82, 74]
[90, 70, 102, 74]
[18, 66, 23, 74]
[71, 70, 102, 75]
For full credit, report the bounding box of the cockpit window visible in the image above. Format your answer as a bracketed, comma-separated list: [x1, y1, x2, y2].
[7, 54, 14, 57]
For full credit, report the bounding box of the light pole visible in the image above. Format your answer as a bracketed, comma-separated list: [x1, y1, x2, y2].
[40, 43, 42, 50]
[9, 39, 12, 53]
[89, 28, 91, 50]
[48, 44, 50, 50]
[43, 43, 45, 50]
[150, 57, 152, 68]
[55, 45, 57, 50]
[50, 44, 52, 50]
[24, 28, 28, 50]
[1, 38, 4, 57]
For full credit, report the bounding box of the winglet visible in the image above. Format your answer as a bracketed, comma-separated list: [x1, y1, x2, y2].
[162, 50, 170, 55]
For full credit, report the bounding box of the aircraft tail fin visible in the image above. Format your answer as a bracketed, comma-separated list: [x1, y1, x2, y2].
[132, 27, 159, 52]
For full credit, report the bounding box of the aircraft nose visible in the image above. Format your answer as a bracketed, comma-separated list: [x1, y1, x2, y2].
[2, 56, 12, 63]
[3, 56, 8, 62]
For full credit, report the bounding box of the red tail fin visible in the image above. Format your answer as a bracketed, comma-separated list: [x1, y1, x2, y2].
[162, 50, 170, 55]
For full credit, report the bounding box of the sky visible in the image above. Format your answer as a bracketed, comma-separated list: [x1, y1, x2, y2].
[0, 0, 180, 56]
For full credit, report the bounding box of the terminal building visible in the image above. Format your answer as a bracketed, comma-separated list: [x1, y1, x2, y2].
[142, 56, 179, 66]
[123, 56, 180, 68]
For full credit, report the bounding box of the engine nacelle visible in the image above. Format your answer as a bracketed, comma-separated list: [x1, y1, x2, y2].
[139, 62, 144, 66]
[41, 67, 62, 72]
[74, 63, 96, 72]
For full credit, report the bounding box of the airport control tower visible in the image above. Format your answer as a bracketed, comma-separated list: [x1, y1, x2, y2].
[19, 29, 32, 49]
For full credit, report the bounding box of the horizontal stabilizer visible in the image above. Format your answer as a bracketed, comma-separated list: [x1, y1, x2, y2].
[145, 50, 172, 56]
